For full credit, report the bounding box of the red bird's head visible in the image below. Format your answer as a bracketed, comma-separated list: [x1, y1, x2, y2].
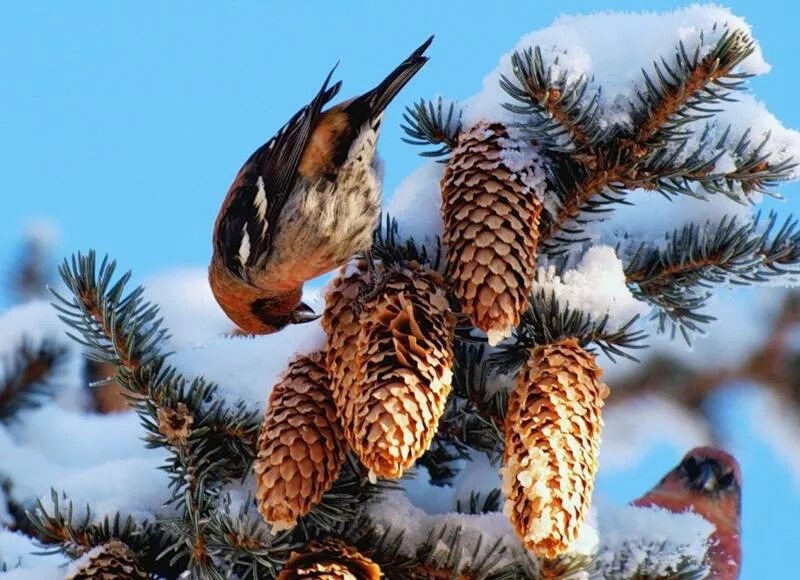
[633, 446, 742, 579]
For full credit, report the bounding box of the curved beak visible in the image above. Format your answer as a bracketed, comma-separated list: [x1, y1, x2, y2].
[290, 302, 321, 325]
[696, 461, 718, 492]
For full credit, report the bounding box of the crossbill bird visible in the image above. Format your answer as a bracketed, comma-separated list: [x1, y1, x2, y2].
[210, 37, 433, 334]
[633, 446, 742, 579]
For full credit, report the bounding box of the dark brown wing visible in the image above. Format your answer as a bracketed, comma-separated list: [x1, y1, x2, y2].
[215, 68, 342, 276]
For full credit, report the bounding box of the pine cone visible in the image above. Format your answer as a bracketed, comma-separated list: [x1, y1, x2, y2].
[277, 538, 381, 579]
[502, 338, 609, 558]
[351, 261, 455, 479]
[65, 540, 146, 579]
[322, 260, 371, 447]
[254, 353, 346, 531]
[441, 122, 543, 345]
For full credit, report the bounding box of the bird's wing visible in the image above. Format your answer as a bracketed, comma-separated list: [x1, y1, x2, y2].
[215, 69, 342, 277]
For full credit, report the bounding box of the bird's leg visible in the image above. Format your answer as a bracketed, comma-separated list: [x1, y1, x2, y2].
[355, 252, 385, 314]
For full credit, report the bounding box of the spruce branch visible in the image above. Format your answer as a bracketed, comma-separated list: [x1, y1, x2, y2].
[490, 289, 647, 375]
[435, 342, 507, 462]
[455, 489, 502, 515]
[501, 46, 603, 149]
[528, 26, 796, 249]
[401, 97, 463, 158]
[26, 490, 181, 577]
[625, 212, 800, 341]
[591, 540, 710, 579]
[291, 457, 397, 541]
[371, 213, 442, 270]
[0, 339, 68, 421]
[202, 494, 296, 579]
[50, 251, 268, 574]
[351, 520, 522, 580]
[633, 27, 755, 144]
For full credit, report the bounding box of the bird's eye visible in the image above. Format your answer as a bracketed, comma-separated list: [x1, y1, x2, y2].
[682, 456, 700, 478]
[718, 471, 735, 489]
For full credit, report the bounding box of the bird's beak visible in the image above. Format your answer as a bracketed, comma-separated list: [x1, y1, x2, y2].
[698, 461, 718, 492]
[290, 302, 321, 325]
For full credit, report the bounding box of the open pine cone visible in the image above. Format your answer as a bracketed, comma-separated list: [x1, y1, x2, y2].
[351, 261, 456, 479]
[65, 540, 146, 580]
[323, 260, 456, 480]
[254, 352, 346, 531]
[441, 122, 544, 346]
[277, 538, 382, 580]
[502, 338, 609, 558]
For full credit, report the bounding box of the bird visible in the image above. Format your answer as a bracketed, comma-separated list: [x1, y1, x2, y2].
[210, 37, 433, 334]
[633, 446, 742, 579]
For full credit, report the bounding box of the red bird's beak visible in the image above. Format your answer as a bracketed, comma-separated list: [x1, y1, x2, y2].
[695, 461, 718, 492]
[290, 302, 321, 325]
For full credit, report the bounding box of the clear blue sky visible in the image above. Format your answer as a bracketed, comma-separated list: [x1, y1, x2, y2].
[2, 2, 799, 578]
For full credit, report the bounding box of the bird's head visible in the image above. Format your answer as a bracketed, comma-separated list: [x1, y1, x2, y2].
[674, 447, 742, 497]
[249, 296, 320, 333]
[209, 261, 319, 335]
[636, 446, 742, 534]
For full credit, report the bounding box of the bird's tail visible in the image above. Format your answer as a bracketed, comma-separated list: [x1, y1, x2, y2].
[360, 35, 433, 119]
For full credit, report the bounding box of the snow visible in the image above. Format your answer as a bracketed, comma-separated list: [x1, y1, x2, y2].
[367, 491, 522, 572]
[388, 5, 799, 245]
[0, 405, 170, 523]
[462, 5, 769, 128]
[143, 269, 232, 350]
[385, 161, 445, 253]
[0, 529, 66, 573]
[593, 503, 713, 577]
[589, 188, 755, 255]
[401, 450, 502, 516]
[170, 319, 326, 413]
[536, 246, 650, 329]
[0, 301, 87, 412]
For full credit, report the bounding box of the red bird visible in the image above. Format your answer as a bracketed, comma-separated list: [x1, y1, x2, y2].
[633, 446, 742, 579]
[210, 37, 433, 334]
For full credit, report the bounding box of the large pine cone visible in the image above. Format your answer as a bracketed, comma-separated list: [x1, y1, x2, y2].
[65, 540, 146, 580]
[441, 122, 543, 345]
[277, 538, 382, 579]
[323, 260, 455, 480]
[353, 262, 455, 479]
[254, 353, 346, 531]
[502, 338, 608, 558]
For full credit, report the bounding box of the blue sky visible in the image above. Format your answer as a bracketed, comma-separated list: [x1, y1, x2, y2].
[2, 1, 799, 577]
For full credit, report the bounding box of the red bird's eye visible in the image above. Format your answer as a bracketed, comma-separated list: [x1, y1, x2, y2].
[718, 471, 735, 489]
[681, 456, 700, 478]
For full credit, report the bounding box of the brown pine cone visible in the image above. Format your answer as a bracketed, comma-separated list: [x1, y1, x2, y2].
[350, 261, 455, 479]
[254, 352, 346, 531]
[277, 538, 382, 579]
[441, 122, 543, 345]
[65, 540, 146, 579]
[502, 338, 609, 558]
[321, 259, 456, 480]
